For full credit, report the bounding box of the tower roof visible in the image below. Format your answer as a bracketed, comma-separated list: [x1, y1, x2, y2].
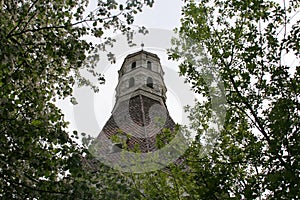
[125, 50, 160, 59]
[118, 50, 161, 73]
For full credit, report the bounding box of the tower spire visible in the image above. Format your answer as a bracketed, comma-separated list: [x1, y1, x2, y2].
[141, 42, 144, 50]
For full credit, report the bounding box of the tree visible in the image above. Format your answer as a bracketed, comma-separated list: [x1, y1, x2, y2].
[135, 0, 300, 199]
[0, 0, 153, 198]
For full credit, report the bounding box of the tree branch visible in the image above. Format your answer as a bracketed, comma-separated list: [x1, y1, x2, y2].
[7, 12, 123, 38]
[0, 173, 69, 196]
[6, 0, 40, 37]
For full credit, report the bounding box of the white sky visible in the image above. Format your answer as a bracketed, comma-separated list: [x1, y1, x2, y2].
[133, 0, 183, 29]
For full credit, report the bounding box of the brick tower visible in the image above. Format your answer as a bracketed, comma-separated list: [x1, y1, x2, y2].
[93, 50, 176, 169]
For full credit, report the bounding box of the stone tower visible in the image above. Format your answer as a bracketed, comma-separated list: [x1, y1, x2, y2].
[94, 50, 176, 167]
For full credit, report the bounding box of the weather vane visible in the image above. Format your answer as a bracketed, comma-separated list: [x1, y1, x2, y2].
[141, 42, 144, 50]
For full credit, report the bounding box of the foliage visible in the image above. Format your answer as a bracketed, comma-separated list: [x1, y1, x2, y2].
[135, 0, 300, 199]
[0, 0, 153, 198]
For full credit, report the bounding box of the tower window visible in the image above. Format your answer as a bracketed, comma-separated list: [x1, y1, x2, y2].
[131, 62, 136, 69]
[147, 61, 152, 70]
[147, 77, 153, 88]
[129, 77, 135, 88]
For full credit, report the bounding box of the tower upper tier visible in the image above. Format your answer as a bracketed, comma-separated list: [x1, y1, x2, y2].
[114, 50, 167, 106]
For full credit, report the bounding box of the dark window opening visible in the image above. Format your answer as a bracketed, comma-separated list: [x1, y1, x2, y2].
[147, 77, 153, 88]
[131, 62, 136, 69]
[111, 143, 122, 153]
[147, 61, 152, 70]
[110, 133, 128, 153]
[129, 77, 135, 88]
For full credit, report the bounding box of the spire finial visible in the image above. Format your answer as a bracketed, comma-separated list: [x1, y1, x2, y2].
[141, 42, 144, 50]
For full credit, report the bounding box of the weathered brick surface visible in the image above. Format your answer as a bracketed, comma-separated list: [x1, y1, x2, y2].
[97, 94, 175, 153]
[92, 50, 179, 169]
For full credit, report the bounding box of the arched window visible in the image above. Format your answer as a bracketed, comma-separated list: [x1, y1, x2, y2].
[147, 77, 153, 88]
[129, 77, 135, 88]
[147, 61, 152, 70]
[131, 61, 136, 69]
